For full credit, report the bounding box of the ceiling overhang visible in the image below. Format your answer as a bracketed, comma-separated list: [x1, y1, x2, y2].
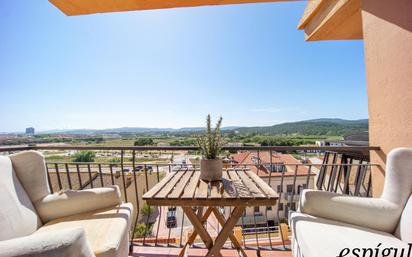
[49, 0, 364, 41]
[49, 0, 299, 16]
[297, 0, 363, 41]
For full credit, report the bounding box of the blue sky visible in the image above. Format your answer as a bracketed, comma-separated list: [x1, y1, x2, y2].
[0, 1, 367, 132]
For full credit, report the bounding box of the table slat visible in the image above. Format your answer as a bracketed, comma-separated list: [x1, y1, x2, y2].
[196, 179, 209, 199]
[143, 171, 177, 199]
[245, 169, 278, 198]
[227, 169, 250, 198]
[222, 170, 236, 199]
[236, 169, 265, 198]
[181, 171, 201, 199]
[155, 170, 186, 199]
[169, 171, 194, 198]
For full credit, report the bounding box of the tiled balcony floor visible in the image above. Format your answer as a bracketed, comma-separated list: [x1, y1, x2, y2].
[132, 246, 292, 257]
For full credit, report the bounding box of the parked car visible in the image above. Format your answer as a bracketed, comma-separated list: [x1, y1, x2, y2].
[166, 210, 177, 228]
[134, 165, 143, 171]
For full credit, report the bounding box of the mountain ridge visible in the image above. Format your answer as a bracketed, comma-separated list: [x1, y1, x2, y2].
[29, 118, 368, 136]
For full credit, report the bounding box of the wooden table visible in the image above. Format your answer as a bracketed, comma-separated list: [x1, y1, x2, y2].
[143, 168, 278, 257]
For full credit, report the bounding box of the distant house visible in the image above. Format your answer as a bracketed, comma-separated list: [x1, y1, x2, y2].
[315, 140, 344, 147]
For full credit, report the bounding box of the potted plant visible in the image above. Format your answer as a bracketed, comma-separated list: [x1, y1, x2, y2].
[196, 114, 223, 181]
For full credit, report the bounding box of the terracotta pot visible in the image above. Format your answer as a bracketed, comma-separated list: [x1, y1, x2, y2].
[200, 159, 223, 181]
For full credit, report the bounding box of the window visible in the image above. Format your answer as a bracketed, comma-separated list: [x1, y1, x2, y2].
[287, 203, 296, 211]
[278, 203, 284, 211]
[272, 163, 285, 172]
[266, 206, 272, 211]
[254, 206, 260, 213]
[287, 184, 293, 194]
[266, 163, 285, 172]
[277, 185, 282, 193]
[297, 184, 307, 194]
[251, 156, 261, 165]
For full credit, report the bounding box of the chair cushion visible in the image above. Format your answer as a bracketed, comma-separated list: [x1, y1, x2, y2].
[10, 151, 50, 203]
[290, 212, 408, 257]
[395, 194, 412, 242]
[0, 156, 41, 240]
[35, 203, 133, 257]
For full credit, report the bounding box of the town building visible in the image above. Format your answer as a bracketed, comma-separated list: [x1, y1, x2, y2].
[25, 127, 35, 136]
[229, 151, 316, 227]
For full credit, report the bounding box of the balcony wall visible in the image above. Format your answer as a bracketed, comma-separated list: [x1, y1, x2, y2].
[361, 0, 412, 196]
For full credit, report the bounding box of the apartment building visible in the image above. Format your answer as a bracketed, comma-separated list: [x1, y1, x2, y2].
[230, 151, 315, 226]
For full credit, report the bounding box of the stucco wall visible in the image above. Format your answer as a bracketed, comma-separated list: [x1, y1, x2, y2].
[361, 0, 412, 196]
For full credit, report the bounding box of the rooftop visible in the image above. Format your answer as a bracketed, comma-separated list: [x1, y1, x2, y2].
[230, 151, 311, 176]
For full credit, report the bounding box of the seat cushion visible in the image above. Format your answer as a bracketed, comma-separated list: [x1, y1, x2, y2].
[0, 156, 41, 240]
[395, 194, 412, 242]
[35, 203, 133, 257]
[290, 212, 408, 257]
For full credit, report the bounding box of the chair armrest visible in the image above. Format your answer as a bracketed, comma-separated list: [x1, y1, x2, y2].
[0, 228, 95, 257]
[36, 185, 122, 222]
[299, 189, 403, 233]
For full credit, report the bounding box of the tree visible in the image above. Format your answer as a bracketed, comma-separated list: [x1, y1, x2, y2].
[72, 151, 96, 162]
[134, 138, 154, 146]
[133, 223, 153, 238]
[141, 204, 154, 217]
[109, 157, 121, 163]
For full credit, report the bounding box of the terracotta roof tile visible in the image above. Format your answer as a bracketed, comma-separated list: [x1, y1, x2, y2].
[230, 151, 311, 177]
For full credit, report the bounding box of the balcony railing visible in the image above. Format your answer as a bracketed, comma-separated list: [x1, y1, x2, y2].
[0, 145, 380, 253]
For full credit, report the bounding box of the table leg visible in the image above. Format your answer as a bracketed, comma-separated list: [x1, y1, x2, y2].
[187, 207, 213, 244]
[182, 207, 214, 249]
[178, 207, 214, 257]
[206, 207, 246, 257]
[211, 207, 248, 257]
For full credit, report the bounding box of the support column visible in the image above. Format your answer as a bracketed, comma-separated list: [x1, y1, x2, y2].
[361, 0, 412, 196]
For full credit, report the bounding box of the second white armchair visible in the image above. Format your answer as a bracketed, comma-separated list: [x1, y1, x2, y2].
[290, 148, 412, 257]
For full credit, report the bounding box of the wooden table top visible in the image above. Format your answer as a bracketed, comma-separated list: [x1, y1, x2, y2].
[143, 168, 278, 207]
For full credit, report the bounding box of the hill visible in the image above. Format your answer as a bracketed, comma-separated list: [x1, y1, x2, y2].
[234, 119, 368, 136]
[34, 119, 368, 137]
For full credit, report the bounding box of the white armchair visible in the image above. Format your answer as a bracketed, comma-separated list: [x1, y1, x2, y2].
[290, 148, 412, 257]
[0, 151, 134, 257]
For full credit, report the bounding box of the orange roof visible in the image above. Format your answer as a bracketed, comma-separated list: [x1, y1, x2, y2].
[230, 151, 312, 177]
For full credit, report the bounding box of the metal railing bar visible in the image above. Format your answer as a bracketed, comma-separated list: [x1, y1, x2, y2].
[65, 163, 72, 190]
[98, 163, 104, 187]
[54, 163, 63, 190]
[45, 163, 54, 193]
[120, 150, 128, 202]
[76, 164, 82, 189]
[87, 163, 94, 189]
[109, 164, 115, 185]
[154, 164, 161, 246]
